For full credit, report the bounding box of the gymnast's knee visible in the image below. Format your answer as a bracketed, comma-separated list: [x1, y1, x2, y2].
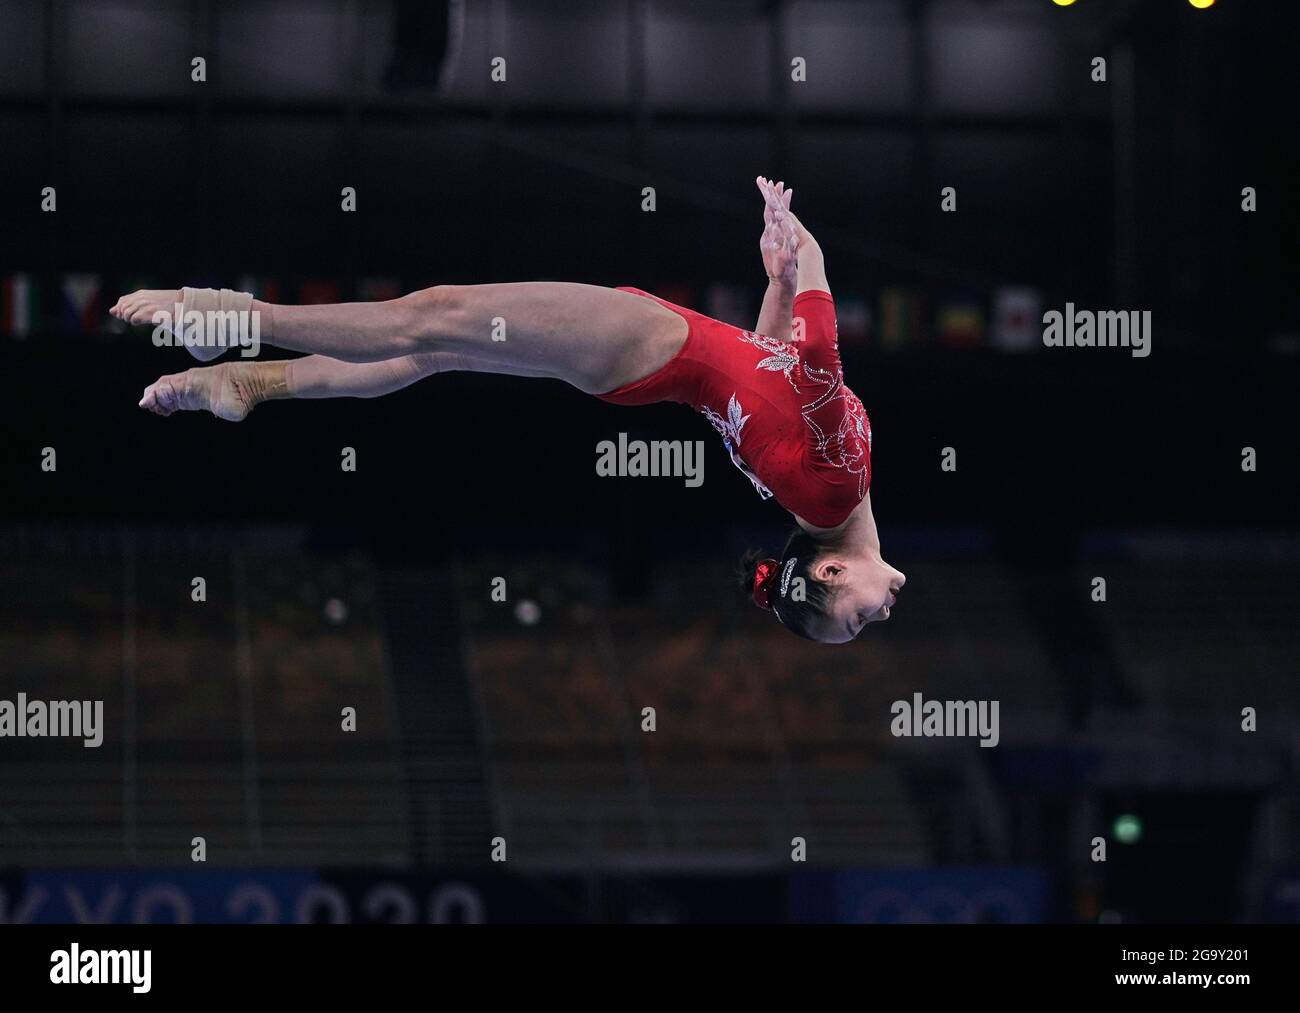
[401, 284, 468, 350]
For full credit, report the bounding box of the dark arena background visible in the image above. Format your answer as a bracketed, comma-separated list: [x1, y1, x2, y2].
[0, 0, 1298, 993]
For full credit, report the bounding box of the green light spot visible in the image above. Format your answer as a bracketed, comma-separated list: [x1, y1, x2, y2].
[1113, 814, 1142, 844]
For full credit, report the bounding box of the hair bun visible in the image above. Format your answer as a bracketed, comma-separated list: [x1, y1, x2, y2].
[750, 557, 780, 610]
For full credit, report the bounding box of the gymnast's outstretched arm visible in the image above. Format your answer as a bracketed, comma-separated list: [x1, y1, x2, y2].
[755, 176, 797, 341]
[756, 177, 829, 299]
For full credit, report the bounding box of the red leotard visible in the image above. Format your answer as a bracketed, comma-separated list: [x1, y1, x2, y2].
[598, 287, 872, 529]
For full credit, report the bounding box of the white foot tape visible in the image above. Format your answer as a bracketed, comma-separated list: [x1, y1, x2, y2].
[179, 287, 255, 361]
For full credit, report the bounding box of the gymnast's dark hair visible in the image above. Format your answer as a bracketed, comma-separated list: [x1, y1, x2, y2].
[738, 528, 837, 641]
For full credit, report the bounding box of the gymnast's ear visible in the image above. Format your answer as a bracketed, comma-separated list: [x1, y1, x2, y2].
[811, 558, 847, 583]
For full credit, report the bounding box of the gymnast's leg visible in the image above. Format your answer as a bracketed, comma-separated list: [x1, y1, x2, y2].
[113, 282, 687, 395]
[138, 354, 431, 420]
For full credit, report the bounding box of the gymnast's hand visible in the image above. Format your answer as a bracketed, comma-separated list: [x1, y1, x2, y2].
[758, 176, 827, 297]
[757, 176, 816, 252]
[756, 176, 798, 289]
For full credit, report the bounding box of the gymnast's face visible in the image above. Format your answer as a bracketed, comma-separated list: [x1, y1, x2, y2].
[811, 555, 906, 644]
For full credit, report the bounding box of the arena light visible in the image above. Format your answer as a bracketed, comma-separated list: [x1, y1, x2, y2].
[1051, 0, 1077, 7]
[1113, 813, 1143, 845]
[324, 598, 349, 625]
[1189, 0, 1216, 8]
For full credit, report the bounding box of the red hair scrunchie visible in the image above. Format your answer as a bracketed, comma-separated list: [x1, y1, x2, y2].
[751, 557, 780, 611]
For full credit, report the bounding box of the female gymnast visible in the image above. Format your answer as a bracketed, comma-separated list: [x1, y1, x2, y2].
[112, 178, 905, 643]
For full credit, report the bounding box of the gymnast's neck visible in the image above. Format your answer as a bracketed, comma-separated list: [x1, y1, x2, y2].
[795, 494, 879, 558]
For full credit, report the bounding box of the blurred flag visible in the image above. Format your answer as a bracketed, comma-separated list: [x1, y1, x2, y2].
[880, 287, 921, 350]
[992, 287, 1042, 352]
[357, 277, 403, 302]
[1, 273, 41, 338]
[936, 302, 985, 348]
[59, 273, 103, 334]
[657, 282, 695, 312]
[836, 294, 871, 344]
[117, 275, 160, 297]
[237, 275, 282, 303]
[299, 279, 341, 305]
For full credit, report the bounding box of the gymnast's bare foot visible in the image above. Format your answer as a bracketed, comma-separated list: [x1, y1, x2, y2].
[138, 362, 270, 422]
[112, 287, 255, 361]
[110, 289, 182, 327]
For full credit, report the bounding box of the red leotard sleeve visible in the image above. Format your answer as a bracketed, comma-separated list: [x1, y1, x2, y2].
[793, 289, 840, 375]
[793, 288, 871, 527]
[794, 289, 847, 447]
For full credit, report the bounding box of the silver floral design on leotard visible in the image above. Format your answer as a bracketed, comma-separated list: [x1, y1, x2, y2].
[737, 330, 800, 382]
[811, 392, 870, 496]
[701, 393, 774, 500]
[701, 392, 749, 446]
[723, 329, 872, 504]
[798, 362, 871, 501]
